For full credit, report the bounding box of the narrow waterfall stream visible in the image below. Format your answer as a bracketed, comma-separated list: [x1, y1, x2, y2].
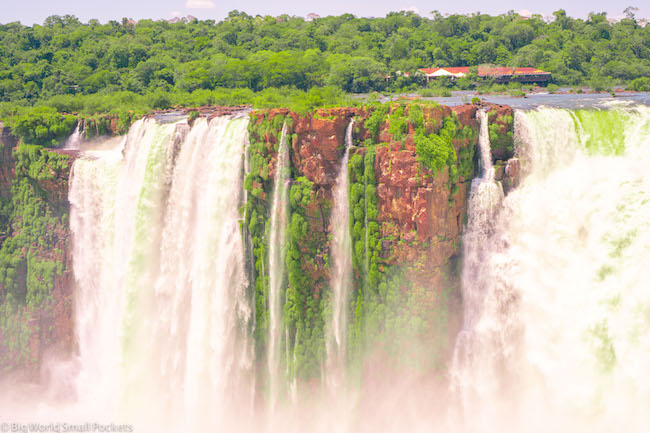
[450, 109, 506, 428]
[267, 123, 290, 413]
[326, 119, 354, 383]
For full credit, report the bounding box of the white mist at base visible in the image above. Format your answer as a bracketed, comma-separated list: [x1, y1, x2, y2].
[452, 106, 650, 433]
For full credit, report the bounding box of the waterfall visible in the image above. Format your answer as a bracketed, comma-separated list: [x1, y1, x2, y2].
[476, 110, 495, 180]
[450, 109, 505, 429]
[69, 115, 253, 432]
[64, 122, 83, 150]
[268, 123, 290, 412]
[452, 106, 650, 432]
[326, 120, 354, 389]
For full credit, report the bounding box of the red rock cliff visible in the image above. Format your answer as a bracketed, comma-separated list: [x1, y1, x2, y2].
[256, 103, 481, 306]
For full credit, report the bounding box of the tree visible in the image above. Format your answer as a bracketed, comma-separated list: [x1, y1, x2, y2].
[624, 6, 639, 21]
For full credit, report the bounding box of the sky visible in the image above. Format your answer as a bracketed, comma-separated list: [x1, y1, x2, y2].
[2, 0, 648, 26]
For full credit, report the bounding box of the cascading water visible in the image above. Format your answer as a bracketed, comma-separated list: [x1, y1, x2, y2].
[476, 110, 497, 181]
[64, 122, 83, 150]
[69, 115, 253, 432]
[267, 123, 290, 413]
[452, 106, 650, 432]
[450, 109, 505, 428]
[326, 120, 354, 384]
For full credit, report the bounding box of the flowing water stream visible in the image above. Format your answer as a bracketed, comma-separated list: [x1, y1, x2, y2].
[267, 123, 290, 415]
[326, 119, 354, 387]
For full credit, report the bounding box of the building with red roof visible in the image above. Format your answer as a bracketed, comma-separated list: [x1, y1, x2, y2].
[418, 66, 551, 84]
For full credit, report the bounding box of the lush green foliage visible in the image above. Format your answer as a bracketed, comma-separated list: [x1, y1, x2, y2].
[15, 144, 70, 179]
[629, 77, 650, 91]
[0, 87, 356, 126]
[414, 116, 458, 175]
[547, 83, 560, 93]
[1, 9, 649, 116]
[7, 106, 77, 146]
[488, 113, 514, 155]
[419, 87, 452, 97]
[284, 176, 328, 378]
[0, 144, 69, 367]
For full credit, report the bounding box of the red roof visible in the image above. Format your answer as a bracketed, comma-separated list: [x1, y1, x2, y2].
[442, 67, 470, 74]
[478, 67, 513, 76]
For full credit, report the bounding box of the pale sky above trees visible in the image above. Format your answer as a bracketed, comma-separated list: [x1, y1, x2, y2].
[3, 0, 648, 26]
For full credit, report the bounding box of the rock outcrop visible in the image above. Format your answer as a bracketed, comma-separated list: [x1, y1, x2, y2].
[247, 103, 487, 378]
[252, 104, 478, 284]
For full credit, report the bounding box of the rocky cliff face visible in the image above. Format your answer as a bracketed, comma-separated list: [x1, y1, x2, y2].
[244, 102, 515, 379]
[257, 104, 478, 271]
[0, 126, 75, 380]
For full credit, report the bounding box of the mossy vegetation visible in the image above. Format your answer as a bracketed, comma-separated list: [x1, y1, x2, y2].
[347, 143, 457, 374]
[244, 111, 288, 369]
[284, 176, 328, 378]
[347, 103, 479, 372]
[0, 141, 69, 369]
[488, 112, 514, 157]
[414, 116, 458, 176]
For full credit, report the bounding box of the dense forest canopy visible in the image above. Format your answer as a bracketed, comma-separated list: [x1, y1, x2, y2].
[0, 9, 649, 117]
